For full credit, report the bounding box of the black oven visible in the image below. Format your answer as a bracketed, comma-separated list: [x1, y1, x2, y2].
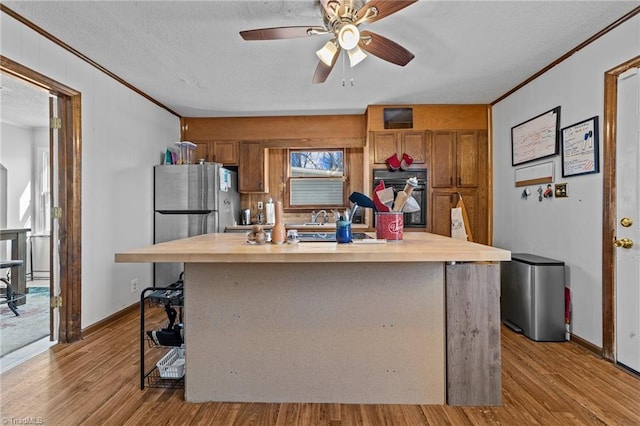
[373, 169, 427, 228]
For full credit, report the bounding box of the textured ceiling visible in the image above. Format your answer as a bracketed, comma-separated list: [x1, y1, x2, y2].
[1, 1, 639, 128]
[1, 74, 50, 129]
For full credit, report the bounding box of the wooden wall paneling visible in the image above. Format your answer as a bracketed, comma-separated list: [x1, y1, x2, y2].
[262, 138, 364, 149]
[183, 115, 366, 141]
[347, 148, 364, 210]
[269, 149, 287, 205]
[367, 105, 489, 132]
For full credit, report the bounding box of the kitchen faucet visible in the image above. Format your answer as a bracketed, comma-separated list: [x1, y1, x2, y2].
[311, 210, 328, 223]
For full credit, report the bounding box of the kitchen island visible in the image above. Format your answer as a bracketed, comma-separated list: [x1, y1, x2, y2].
[115, 232, 510, 405]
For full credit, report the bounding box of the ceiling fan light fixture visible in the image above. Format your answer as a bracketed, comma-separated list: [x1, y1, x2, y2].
[337, 24, 360, 50]
[316, 40, 338, 66]
[347, 45, 367, 67]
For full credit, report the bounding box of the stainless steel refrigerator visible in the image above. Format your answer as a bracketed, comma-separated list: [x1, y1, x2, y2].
[154, 163, 239, 286]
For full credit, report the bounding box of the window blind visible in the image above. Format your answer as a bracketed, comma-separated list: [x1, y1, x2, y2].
[290, 178, 343, 205]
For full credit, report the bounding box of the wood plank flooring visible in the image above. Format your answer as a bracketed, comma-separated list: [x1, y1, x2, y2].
[1, 306, 639, 425]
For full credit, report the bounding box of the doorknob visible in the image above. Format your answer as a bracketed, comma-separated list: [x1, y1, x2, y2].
[614, 238, 634, 249]
[620, 217, 633, 227]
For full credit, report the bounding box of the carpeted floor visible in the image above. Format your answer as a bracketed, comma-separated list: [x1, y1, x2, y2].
[0, 287, 50, 357]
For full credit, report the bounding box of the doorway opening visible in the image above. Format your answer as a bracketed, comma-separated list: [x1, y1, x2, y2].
[0, 56, 82, 362]
[0, 73, 53, 364]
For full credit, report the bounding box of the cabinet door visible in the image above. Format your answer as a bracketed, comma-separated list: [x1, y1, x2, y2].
[431, 132, 456, 188]
[401, 131, 426, 163]
[431, 191, 455, 237]
[212, 141, 238, 165]
[193, 142, 210, 163]
[456, 131, 479, 188]
[238, 141, 268, 193]
[372, 132, 398, 164]
[431, 190, 482, 242]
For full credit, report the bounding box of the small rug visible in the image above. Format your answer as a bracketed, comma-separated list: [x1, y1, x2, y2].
[0, 287, 50, 357]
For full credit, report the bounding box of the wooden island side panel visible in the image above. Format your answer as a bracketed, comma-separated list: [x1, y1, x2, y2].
[446, 262, 502, 405]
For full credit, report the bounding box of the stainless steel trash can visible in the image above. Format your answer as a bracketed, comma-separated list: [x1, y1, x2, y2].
[500, 253, 565, 342]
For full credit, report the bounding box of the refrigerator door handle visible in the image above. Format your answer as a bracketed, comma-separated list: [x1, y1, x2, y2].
[156, 210, 214, 215]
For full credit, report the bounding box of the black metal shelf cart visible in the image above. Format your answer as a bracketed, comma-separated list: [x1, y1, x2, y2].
[140, 281, 185, 389]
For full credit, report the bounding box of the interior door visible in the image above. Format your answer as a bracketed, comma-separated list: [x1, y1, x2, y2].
[49, 96, 60, 342]
[615, 67, 640, 373]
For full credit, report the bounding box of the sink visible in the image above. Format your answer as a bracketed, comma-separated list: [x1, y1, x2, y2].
[297, 232, 371, 242]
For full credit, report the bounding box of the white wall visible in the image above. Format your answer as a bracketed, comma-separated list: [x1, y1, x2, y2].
[1, 14, 180, 327]
[492, 15, 640, 347]
[0, 123, 33, 230]
[0, 123, 34, 261]
[0, 123, 49, 268]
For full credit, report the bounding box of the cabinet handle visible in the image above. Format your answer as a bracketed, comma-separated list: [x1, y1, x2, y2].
[450, 177, 453, 186]
[457, 177, 462, 186]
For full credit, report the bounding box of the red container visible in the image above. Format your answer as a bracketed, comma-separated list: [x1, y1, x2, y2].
[375, 212, 404, 241]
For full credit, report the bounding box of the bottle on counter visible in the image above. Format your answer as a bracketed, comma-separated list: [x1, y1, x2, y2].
[265, 197, 275, 225]
[336, 216, 352, 244]
[271, 201, 286, 245]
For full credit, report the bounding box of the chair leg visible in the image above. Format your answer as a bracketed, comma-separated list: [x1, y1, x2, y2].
[1, 277, 20, 316]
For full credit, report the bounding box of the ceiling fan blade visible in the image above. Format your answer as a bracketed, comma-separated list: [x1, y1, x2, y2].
[240, 26, 326, 41]
[359, 30, 414, 66]
[356, 0, 417, 24]
[312, 46, 341, 84]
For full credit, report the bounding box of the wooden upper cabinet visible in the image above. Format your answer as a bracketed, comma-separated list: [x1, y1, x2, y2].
[193, 142, 209, 163]
[456, 131, 479, 188]
[211, 141, 238, 165]
[191, 141, 238, 165]
[431, 132, 456, 187]
[372, 132, 397, 164]
[402, 132, 426, 164]
[238, 141, 269, 193]
[372, 131, 425, 165]
[431, 131, 480, 188]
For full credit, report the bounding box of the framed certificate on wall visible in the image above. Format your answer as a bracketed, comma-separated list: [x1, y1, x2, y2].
[561, 116, 599, 177]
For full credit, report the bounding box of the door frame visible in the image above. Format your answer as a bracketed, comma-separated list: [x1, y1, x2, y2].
[1, 55, 82, 343]
[602, 55, 640, 361]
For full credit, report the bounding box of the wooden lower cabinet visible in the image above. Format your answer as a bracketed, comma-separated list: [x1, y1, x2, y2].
[431, 190, 487, 245]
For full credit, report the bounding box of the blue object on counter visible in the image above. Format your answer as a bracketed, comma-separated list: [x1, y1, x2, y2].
[336, 217, 352, 244]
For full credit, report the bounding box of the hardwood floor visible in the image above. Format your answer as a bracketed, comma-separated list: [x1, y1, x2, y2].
[1, 306, 638, 425]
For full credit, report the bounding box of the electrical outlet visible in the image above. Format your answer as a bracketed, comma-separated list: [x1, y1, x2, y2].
[130, 278, 139, 293]
[257, 201, 263, 210]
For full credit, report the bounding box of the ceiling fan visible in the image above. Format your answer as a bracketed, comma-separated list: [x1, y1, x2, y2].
[239, 0, 417, 84]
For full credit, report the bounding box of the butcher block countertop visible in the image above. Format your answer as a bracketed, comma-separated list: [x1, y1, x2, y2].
[115, 232, 510, 264]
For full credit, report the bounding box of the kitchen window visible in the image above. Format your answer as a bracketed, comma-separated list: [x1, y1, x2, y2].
[287, 149, 346, 208]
